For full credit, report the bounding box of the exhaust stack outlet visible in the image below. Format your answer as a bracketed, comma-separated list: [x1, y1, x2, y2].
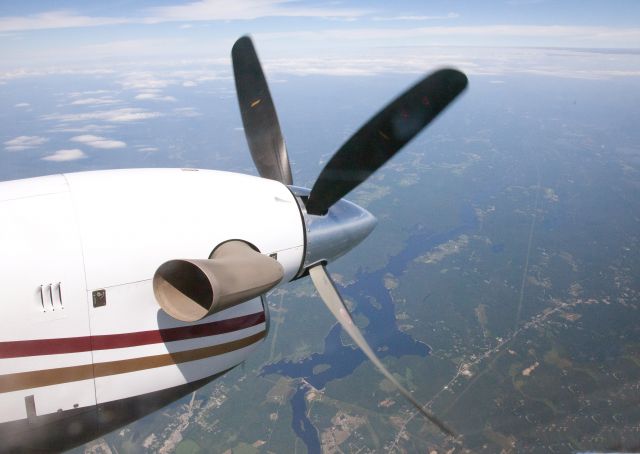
[153, 241, 284, 322]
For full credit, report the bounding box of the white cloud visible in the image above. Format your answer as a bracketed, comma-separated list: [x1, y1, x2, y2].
[48, 123, 115, 133]
[119, 73, 175, 92]
[174, 107, 201, 117]
[1, 67, 115, 84]
[0, 2, 368, 32]
[4, 135, 48, 151]
[166, 69, 225, 84]
[145, 0, 367, 22]
[134, 92, 177, 102]
[0, 10, 130, 33]
[68, 89, 113, 97]
[42, 148, 87, 161]
[77, 39, 190, 61]
[14, 102, 30, 108]
[0, 27, 638, 85]
[70, 135, 126, 149]
[257, 25, 640, 48]
[138, 146, 159, 152]
[43, 107, 163, 123]
[71, 97, 120, 106]
[256, 46, 640, 80]
[372, 13, 460, 21]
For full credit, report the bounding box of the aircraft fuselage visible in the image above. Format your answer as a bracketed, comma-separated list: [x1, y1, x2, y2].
[0, 168, 305, 452]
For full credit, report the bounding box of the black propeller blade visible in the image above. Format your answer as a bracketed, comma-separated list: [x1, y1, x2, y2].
[305, 69, 468, 215]
[232, 36, 293, 185]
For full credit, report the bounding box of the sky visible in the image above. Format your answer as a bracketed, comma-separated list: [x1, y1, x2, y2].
[1, 1, 640, 171]
[1, 0, 640, 75]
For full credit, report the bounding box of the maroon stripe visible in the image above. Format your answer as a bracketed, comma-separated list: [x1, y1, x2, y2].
[0, 312, 265, 359]
[0, 337, 93, 360]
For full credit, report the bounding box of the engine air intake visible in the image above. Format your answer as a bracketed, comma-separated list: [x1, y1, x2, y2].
[153, 240, 284, 322]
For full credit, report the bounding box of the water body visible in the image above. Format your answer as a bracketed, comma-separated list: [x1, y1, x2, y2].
[290, 384, 321, 454]
[261, 205, 478, 452]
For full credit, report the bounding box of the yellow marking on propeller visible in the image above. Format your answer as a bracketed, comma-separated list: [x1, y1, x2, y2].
[251, 99, 262, 108]
[378, 130, 390, 140]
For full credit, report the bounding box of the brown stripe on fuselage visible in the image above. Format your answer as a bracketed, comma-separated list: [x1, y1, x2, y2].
[0, 365, 95, 394]
[0, 312, 265, 358]
[0, 331, 265, 394]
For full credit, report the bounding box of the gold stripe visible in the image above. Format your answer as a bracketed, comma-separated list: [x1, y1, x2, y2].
[0, 365, 94, 394]
[0, 331, 265, 394]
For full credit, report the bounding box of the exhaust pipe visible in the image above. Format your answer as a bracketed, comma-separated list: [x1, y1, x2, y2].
[153, 241, 284, 322]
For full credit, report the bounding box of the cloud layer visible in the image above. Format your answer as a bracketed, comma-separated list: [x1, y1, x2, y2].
[70, 135, 126, 149]
[43, 108, 162, 123]
[0, 1, 367, 33]
[134, 93, 176, 102]
[71, 97, 120, 106]
[4, 135, 48, 151]
[42, 148, 87, 161]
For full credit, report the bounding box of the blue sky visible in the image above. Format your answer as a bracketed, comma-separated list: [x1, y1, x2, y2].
[1, 0, 640, 72]
[1, 1, 639, 175]
[2, 0, 640, 27]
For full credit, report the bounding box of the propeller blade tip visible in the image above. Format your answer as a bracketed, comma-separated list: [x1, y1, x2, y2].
[232, 35, 252, 54]
[447, 68, 469, 92]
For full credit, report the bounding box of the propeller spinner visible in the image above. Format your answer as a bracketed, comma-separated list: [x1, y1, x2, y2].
[232, 35, 467, 437]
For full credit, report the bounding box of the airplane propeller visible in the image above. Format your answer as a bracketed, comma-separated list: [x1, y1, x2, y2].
[232, 36, 293, 186]
[232, 35, 467, 437]
[306, 68, 468, 216]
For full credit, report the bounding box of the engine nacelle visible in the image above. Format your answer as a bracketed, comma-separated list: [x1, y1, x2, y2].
[153, 240, 284, 322]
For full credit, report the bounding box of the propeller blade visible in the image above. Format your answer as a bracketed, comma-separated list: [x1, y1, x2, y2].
[232, 35, 293, 185]
[306, 69, 468, 215]
[308, 265, 456, 437]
